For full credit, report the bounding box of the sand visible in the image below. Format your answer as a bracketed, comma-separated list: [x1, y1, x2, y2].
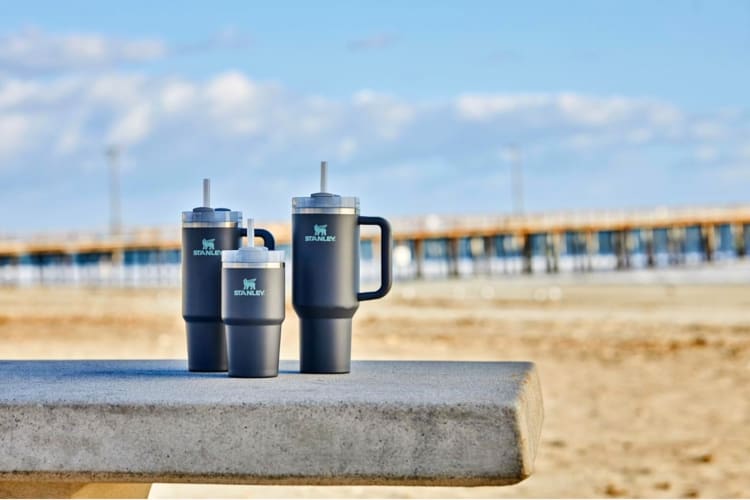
[0, 275, 748, 498]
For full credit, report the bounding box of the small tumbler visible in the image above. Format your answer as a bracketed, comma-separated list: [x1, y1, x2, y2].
[221, 219, 286, 378]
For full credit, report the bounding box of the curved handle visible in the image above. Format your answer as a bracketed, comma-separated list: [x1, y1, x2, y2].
[357, 216, 392, 301]
[239, 227, 276, 250]
[254, 228, 276, 250]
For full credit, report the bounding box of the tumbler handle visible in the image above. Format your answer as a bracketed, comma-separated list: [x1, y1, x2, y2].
[254, 228, 276, 250]
[239, 227, 276, 250]
[357, 216, 393, 301]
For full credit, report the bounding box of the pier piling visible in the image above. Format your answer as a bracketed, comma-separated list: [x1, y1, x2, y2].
[521, 234, 532, 274]
[735, 224, 746, 258]
[414, 239, 425, 280]
[701, 225, 715, 262]
[447, 237, 460, 278]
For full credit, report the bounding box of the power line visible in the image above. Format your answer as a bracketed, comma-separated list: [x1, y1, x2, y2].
[506, 144, 524, 215]
[106, 146, 122, 237]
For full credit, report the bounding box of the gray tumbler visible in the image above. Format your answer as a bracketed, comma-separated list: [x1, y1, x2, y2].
[292, 162, 393, 374]
[222, 219, 286, 378]
[182, 179, 274, 372]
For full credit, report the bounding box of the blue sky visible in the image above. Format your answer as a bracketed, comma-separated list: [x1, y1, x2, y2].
[0, 0, 748, 233]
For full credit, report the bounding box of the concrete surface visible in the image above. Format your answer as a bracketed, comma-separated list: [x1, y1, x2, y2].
[0, 360, 543, 488]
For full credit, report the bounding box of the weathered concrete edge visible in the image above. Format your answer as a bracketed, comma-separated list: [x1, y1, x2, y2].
[515, 363, 544, 479]
[0, 361, 544, 487]
[1, 400, 527, 481]
[0, 471, 524, 487]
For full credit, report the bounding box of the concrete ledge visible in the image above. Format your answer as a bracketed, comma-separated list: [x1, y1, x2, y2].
[0, 360, 543, 487]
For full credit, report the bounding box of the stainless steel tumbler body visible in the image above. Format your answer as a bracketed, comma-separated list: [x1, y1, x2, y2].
[182, 208, 242, 372]
[181, 180, 274, 372]
[221, 221, 285, 378]
[292, 163, 393, 374]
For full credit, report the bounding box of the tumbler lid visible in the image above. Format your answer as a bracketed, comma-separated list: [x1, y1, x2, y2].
[182, 178, 242, 225]
[292, 161, 359, 213]
[222, 219, 285, 264]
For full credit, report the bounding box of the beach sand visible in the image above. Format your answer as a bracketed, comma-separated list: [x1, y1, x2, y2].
[0, 276, 748, 498]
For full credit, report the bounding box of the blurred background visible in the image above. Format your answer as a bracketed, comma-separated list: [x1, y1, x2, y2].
[0, 0, 749, 498]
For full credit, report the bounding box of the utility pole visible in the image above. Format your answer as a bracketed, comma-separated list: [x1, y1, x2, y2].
[106, 146, 122, 237]
[506, 144, 524, 215]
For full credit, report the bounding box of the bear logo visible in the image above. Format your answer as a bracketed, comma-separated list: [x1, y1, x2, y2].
[202, 238, 215, 251]
[243, 278, 256, 291]
[314, 224, 327, 237]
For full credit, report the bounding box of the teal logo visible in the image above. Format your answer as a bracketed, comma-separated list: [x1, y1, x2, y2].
[306, 223, 336, 242]
[193, 238, 221, 256]
[234, 277, 265, 297]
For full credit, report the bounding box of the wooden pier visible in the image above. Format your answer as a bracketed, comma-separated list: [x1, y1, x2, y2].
[1, 204, 748, 285]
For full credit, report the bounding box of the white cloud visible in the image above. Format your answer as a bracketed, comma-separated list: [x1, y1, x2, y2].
[456, 92, 683, 133]
[205, 71, 259, 111]
[563, 133, 597, 152]
[0, 69, 747, 228]
[0, 26, 261, 77]
[107, 104, 152, 145]
[87, 75, 146, 108]
[0, 113, 31, 157]
[352, 90, 415, 140]
[55, 126, 81, 155]
[691, 120, 726, 140]
[694, 145, 719, 162]
[626, 128, 653, 145]
[0, 71, 740, 166]
[337, 137, 358, 160]
[558, 94, 634, 126]
[0, 80, 39, 108]
[456, 93, 550, 121]
[0, 28, 166, 72]
[160, 81, 196, 114]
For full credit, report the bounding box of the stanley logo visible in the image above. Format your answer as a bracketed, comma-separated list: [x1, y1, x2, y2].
[305, 224, 336, 242]
[234, 277, 265, 297]
[193, 238, 221, 256]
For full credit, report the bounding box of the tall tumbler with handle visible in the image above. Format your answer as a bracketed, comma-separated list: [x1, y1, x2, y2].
[292, 161, 393, 374]
[182, 179, 274, 372]
[222, 219, 285, 378]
